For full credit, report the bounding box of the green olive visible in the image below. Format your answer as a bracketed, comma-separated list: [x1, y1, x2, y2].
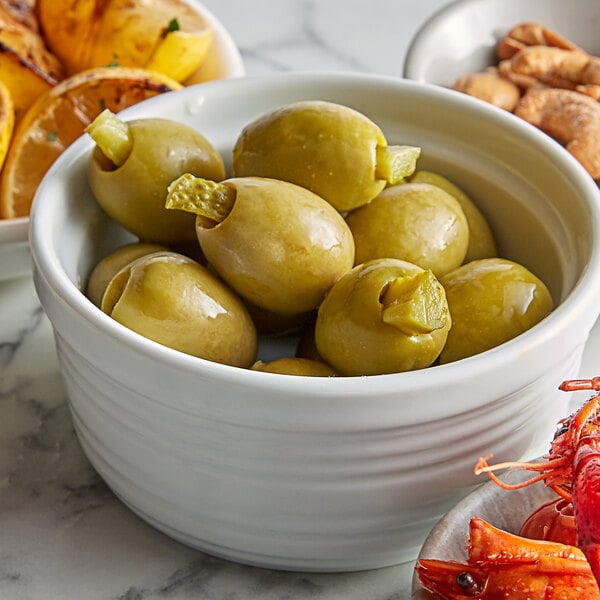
[439, 258, 554, 364]
[251, 357, 337, 377]
[315, 258, 451, 376]
[165, 174, 355, 315]
[86, 242, 167, 307]
[101, 251, 258, 367]
[409, 170, 497, 261]
[231, 100, 421, 212]
[86, 110, 225, 245]
[345, 182, 469, 278]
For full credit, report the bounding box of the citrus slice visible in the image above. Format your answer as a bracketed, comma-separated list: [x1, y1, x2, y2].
[0, 80, 15, 172]
[0, 66, 182, 219]
[146, 26, 214, 83]
[36, 0, 214, 82]
[0, 1, 65, 121]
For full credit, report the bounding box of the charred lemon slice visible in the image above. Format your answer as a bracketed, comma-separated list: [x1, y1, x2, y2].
[0, 66, 181, 218]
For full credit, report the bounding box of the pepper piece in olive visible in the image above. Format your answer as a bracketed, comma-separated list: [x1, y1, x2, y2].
[231, 100, 421, 212]
[86, 242, 167, 307]
[314, 258, 451, 376]
[86, 109, 225, 245]
[166, 174, 355, 315]
[409, 170, 497, 261]
[345, 182, 469, 278]
[101, 251, 258, 367]
[439, 258, 554, 364]
[251, 358, 337, 377]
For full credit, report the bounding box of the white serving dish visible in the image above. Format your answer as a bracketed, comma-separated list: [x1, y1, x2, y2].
[0, 216, 30, 281]
[29, 71, 600, 572]
[0, 0, 243, 283]
[403, 0, 600, 87]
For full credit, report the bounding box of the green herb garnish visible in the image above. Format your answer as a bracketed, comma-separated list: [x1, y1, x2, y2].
[166, 18, 180, 34]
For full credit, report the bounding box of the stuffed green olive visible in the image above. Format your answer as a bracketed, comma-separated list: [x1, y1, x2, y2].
[101, 251, 258, 367]
[346, 182, 470, 277]
[315, 258, 451, 376]
[231, 100, 420, 212]
[409, 170, 497, 262]
[166, 174, 355, 315]
[86, 242, 167, 307]
[86, 110, 225, 245]
[439, 258, 553, 363]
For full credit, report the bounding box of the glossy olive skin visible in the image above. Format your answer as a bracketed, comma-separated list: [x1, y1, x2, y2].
[409, 170, 497, 262]
[88, 118, 225, 244]
[315, 258, 451, 376]
[101, 251, 258, 367]
[346, 182, 469, 278]
[195, 176, 355, 315]
[251, 357, 337, 377]
[439, 258, 554, 364]
[86, 242, 166, 307]
[232, 100, 405, 212]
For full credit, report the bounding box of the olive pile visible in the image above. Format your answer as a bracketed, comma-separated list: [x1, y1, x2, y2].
[84, 101, 553, 376]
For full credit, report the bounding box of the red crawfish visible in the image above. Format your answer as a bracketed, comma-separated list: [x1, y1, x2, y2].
[474, 376, 600, 585]
[519, 496, 576, 546]
[416, 515, 600, 599]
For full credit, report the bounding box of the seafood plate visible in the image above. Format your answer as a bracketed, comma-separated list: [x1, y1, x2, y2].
[413, 378, 600, 598]
[411, 475, 556, 598]
[412, 472, 555, 600]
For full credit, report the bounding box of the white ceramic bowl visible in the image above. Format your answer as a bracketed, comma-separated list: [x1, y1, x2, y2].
[0, 0, 243, 283]
[0, 216, 29, 281]
[411, 472, 556, 598]
[29, 72, 600, 572]
[403, 0, 600, 87]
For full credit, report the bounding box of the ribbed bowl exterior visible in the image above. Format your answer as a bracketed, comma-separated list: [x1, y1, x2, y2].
[30, 73, 600, 571]
[48, 321, 580, 570]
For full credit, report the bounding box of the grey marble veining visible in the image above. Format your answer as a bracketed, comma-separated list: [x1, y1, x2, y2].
[202, 0, 446, 77]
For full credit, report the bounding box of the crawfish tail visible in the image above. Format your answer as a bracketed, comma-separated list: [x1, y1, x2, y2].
[416, 518, 600, 599]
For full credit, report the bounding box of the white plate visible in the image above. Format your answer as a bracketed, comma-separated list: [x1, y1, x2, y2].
[403, 0, 600, 87]
[411, 471, 559, 598]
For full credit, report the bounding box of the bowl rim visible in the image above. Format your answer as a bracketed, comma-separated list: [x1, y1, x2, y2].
[0, 0, 244, 246]
[403, 0, 486, 81]
[186, 0, 245, 80]
[29, 71, 600, 398]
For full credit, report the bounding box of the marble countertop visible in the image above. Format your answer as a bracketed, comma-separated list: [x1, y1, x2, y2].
[3, 1, 600, 598]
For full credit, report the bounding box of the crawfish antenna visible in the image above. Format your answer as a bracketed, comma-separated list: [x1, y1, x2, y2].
[559, 377, 600, 392]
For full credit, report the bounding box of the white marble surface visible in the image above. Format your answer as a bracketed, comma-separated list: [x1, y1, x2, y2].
[2, 1, 600, 598]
